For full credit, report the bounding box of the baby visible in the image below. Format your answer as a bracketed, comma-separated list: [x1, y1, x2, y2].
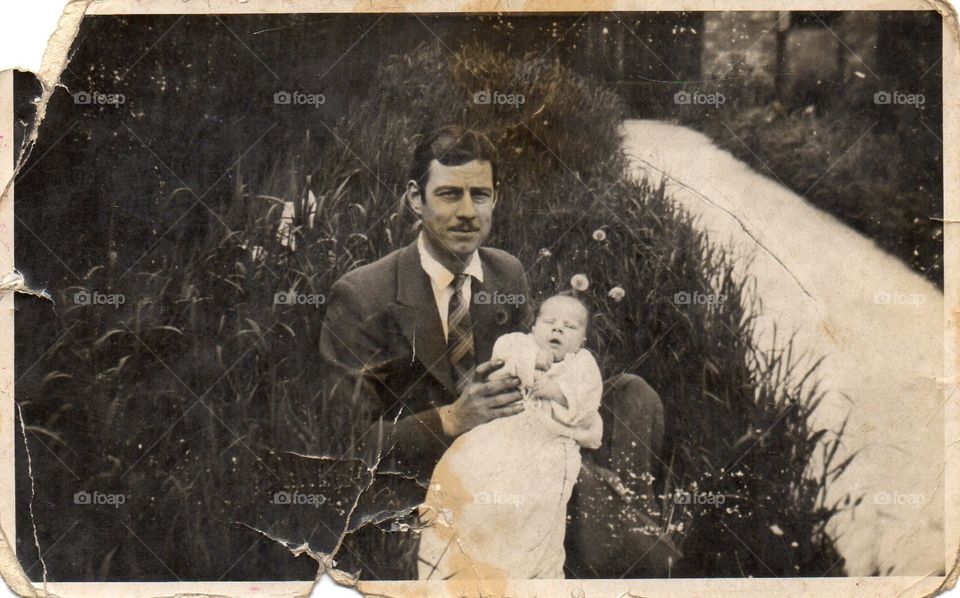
[418, 293, 603, 581]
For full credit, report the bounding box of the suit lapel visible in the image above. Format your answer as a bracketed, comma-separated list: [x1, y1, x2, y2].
[395, 242, 456, 393]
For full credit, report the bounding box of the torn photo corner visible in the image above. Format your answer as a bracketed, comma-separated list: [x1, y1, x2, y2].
[1, 0, 959, 596]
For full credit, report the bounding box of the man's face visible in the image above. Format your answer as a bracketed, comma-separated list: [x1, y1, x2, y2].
[408, 159, 496, 262]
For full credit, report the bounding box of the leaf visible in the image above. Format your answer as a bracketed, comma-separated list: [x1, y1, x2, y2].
[152, 325, 184, 335]
[24, 425, 66, 445]
[703, 390, 726, 407]
[806, 429, 827, 446]
[828, 452, 858, 482]
[731, 430, 755, 451]
[243, 318, 263, 337]
[704, 359, 720, 376]
[105, 355, 131, 375]
[93, 329, 126, 348]
[331, 170, 360, 204]
[41, 371, 73, 385]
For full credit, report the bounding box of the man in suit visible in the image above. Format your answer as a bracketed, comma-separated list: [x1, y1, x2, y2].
[320, 126, 675, 578]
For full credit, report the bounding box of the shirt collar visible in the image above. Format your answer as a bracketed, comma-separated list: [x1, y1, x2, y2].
[417, 232, 484, 288]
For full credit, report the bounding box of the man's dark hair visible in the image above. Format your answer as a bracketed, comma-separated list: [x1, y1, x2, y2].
[410, 125, 498, 188]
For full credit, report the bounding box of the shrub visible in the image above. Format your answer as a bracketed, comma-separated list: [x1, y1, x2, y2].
[15, 42, 848, 582]
[688, 102, 943, 287]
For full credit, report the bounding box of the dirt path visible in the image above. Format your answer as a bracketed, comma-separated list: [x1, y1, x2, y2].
[621, 119, 944, 576]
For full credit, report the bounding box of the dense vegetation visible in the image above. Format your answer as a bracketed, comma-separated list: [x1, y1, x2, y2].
[15, 38, 848, 582]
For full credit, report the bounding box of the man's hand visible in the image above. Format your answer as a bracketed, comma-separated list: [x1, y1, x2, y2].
[439, 359, 524, 436]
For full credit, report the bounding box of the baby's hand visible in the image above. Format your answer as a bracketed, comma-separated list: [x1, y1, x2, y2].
[534, 349, 553, 372]
[533, 376, 567, 407]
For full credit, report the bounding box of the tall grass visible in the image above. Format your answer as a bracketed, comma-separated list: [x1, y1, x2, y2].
[15, 42, 848, 581]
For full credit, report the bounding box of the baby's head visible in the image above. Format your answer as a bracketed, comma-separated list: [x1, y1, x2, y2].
[531, 293, 590, 361]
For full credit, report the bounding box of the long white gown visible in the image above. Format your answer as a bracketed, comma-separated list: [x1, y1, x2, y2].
[417, 332, 603, 580]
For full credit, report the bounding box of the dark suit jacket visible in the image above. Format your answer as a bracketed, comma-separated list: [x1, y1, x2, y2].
[319, 240, 533, 488]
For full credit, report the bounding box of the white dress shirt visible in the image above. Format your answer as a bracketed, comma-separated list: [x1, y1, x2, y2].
[416, 232, 484, 340]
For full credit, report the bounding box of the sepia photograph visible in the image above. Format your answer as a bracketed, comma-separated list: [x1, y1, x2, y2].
[0, 2, 957, 597]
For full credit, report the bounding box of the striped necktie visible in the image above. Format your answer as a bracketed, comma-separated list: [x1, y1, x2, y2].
[447, 273, 476, 394]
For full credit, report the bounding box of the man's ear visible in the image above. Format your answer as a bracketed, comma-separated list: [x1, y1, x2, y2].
[406, 180, 424, 216]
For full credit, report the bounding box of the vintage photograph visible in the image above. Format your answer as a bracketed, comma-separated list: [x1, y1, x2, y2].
[1, 3, 955, 597]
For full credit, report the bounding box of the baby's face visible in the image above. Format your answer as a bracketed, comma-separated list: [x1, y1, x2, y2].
[531, 296, 588, 361]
